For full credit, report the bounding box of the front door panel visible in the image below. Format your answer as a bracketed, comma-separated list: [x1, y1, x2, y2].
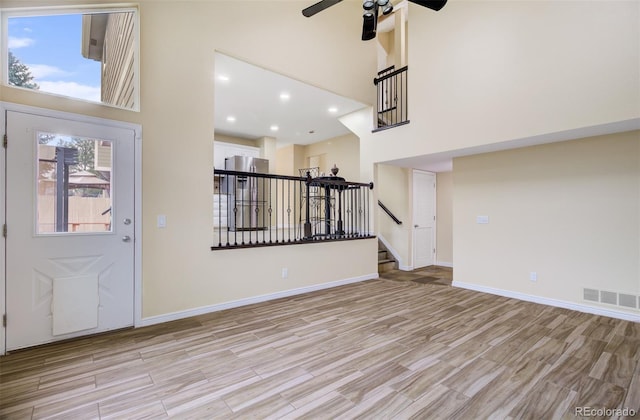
[6, 111, 135, 351]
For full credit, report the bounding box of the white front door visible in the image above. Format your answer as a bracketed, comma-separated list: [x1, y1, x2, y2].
[5, 110, 136, 351]
[413, 170, 436, 269]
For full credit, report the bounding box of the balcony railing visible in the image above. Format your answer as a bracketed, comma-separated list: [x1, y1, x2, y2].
[373, 65, 409, 131]
[212, 169, 375, 250]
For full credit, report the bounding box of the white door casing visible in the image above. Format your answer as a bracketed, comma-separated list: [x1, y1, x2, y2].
[4, 107, 141, 352]
[413, 170, 436, 269]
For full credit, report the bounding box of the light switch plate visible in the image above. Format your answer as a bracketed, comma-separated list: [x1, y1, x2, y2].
[476, 215, 489, 224]
[157, 215, 167, 228]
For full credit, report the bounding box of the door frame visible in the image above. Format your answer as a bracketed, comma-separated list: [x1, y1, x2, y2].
[412, 169, 436, 269]
[0, 102, 142, 355]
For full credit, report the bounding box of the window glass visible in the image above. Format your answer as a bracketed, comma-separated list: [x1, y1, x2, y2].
[7, 9, 137, 110]
[37, 132, 113, 234]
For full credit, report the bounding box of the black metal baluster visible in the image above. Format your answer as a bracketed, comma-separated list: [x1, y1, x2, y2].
[213, 177, 222, 246]
[268, 178, 273, 244]
[287, 179, 291, 242]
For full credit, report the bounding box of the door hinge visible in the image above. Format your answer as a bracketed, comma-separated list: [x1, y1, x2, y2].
[2, 314, 6, 328]
[2, 224, 6, 238]
[3, 134, 7, 148]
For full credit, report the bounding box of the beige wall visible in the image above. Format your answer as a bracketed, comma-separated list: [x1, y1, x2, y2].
[302, 133, 360, 181]
[214, 134, 258, 148]
[376, 164, 411, 268]
[436, 171, 453, 266]
[1, 0, 378, 319]
[274, 133, 360, 180]
[4, 0, 638, 322]
[376, 165, 453, 269]
[453, 131, 640, 314]
[360, 0, 639, 165]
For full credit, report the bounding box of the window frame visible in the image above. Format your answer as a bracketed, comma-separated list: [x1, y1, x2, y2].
[1, 3, 140, 112]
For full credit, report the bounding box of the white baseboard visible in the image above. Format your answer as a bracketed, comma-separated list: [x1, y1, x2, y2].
[436, 261, 453, 268]
[453, 281, 640, 322]
[140, 273, 379, 327]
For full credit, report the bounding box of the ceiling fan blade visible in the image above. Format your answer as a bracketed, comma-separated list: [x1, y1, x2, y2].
[408, 0, 448, 11]
[302, 0, 343, 17]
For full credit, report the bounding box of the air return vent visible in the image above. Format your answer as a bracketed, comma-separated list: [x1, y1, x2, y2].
[600, 291, 617, 305]
[619, 294, 638, 309]
[583, 288, 599, 302]
[583, 288, 639, 310]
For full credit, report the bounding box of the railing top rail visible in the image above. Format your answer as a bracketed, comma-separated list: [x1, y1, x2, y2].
[373, 65, 408, 85]
[214, 169, 304, 182]
[214, 169, 374, 189]
[377, 65, 396, 76]
[378, 200, 402, 225]
[308, 177, 374, 189]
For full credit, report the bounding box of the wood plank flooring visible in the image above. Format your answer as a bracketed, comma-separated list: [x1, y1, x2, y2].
[1, 270, 639, 419]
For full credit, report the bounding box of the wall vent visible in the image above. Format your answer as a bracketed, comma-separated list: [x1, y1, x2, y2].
[600, 291, 617, 305]
[583, 288, 599, 302]
[583, 287, 639, 310]
[619, 293, 637, 309]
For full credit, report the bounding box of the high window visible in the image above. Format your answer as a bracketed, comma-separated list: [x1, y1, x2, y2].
[3, 6, 139, 110]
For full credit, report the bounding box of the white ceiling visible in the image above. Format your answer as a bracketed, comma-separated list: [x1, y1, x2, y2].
[213, 49, 640, 173]
[214, 52, 368, 148]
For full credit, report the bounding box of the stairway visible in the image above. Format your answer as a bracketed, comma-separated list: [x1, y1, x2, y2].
[378, 241, 397, 273]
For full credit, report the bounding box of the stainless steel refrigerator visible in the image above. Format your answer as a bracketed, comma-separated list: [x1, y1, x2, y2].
[222, 156, 269, 231]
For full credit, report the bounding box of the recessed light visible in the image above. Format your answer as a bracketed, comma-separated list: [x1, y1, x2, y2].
[270, 125, 279, 131]
[328, 106, 338, 113]
[218, 75, 230, 82]
[226, 116, 236, 122]
[280, 92, 290, 101]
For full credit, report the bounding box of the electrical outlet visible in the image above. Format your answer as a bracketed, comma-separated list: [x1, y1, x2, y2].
[282, 268, 288, 279]
[529, 272, 537, 282]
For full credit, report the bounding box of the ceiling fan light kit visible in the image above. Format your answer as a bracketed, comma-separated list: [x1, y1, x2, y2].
[361, 6, 378, 40]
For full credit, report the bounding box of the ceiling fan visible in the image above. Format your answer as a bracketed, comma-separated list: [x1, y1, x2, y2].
[302, 0, 448, 41]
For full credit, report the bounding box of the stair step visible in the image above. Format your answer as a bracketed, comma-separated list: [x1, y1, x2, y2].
[377, 239, 396, 272]
[378, 260, 396, 273]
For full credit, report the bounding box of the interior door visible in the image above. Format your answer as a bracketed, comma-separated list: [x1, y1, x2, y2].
[413, 170, 436, 269]
[5, 110, 135, 351]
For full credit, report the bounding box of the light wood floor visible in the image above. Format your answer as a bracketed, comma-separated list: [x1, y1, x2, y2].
[1, 270, 639, 419]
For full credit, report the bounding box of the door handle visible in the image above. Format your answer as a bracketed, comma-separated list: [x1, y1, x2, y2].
[122, 235, 132, 242]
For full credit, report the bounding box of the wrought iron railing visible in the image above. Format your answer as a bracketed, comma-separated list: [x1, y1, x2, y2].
[378, 200, 402, 225]
[373, 65, 409, 131]
[212, 169, 375, 249]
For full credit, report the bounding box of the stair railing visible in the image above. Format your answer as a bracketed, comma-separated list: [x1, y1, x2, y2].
[378, 200, 402, 225]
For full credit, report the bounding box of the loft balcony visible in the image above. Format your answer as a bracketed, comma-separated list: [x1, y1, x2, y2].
[373, 65, 409, 132]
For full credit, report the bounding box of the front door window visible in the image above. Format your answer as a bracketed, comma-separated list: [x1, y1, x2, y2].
[36, 132, 112, 234]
